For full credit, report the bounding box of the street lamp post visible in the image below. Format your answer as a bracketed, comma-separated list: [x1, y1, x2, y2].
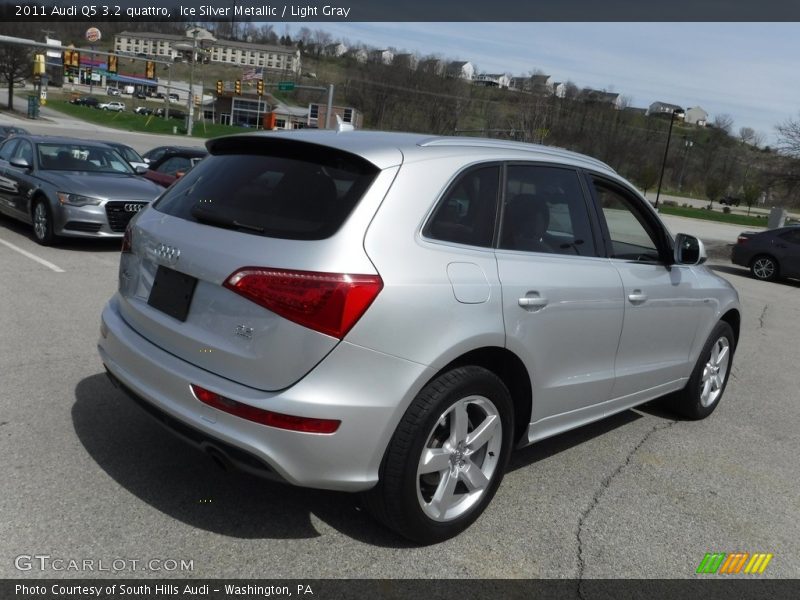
[654, 108, 681, 210]
[187, 31, 198, 137]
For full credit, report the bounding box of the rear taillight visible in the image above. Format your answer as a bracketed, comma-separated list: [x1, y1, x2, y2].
[121, 226, 132, 253]
[223, 267, 383, 339]
[737, 235, 749, 245]
[191, 384, 340, 434]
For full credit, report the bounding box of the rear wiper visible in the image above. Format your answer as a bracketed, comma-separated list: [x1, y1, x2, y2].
[191, 205, 264, 233]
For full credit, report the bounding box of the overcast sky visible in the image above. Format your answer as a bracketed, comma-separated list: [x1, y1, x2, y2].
[286, 22, 797, 145]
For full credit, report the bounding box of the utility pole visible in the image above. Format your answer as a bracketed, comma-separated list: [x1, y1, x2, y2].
[655, 109, 680, 210]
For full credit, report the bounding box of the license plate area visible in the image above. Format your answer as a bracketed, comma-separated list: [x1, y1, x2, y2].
[147, 265, 198, 322]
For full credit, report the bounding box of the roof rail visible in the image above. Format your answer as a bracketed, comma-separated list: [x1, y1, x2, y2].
[417, 136, 615, 172]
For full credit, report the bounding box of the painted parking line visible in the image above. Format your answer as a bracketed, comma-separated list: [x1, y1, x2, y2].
[0, 237, 65, 273]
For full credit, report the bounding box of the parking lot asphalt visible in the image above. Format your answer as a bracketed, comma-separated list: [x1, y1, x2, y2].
[1, 208, 798, 580]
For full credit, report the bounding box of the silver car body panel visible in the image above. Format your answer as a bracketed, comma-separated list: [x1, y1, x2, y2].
[98, 130, 741, 491]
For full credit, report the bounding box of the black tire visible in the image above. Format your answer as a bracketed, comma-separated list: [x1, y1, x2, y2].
[363, 366, 514, 544]
[671, 321, 735, 420]
[750, 254, 778, 281]
[32, 198, 56, 246]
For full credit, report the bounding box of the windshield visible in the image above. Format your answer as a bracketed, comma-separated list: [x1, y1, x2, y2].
[37, 143, 134, 174]
[111, 144, 144, 164]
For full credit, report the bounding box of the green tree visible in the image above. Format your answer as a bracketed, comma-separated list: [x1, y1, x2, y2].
[636, 164, 659, 197]
[742, 180, 761, 216]
[704, 177, 726, 209]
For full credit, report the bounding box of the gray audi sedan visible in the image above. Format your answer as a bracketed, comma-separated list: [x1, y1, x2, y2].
[0, 135, 163, 245]
[98, 131, 741, 543]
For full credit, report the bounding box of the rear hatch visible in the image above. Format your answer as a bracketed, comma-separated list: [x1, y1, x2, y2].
[116, 134, 400, 391]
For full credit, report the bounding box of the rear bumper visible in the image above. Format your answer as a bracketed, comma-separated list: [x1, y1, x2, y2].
[98, 295, 433, 492]
[730, 245, 749, 268]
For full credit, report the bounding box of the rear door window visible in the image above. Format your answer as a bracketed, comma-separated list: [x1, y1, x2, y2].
[499, 165, 597, 256]
[154, 144, 379, 240]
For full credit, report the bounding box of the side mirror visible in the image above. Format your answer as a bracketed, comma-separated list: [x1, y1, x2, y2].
[674, 233, 707, 265]
[9, 157, 31, 170]
[135, 165, 149, 175]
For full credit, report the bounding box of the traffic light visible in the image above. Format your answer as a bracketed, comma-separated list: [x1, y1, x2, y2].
[107, 53, 118, 74]
[215, 80, 223, 95]
[33, 54, 46, 75]
[145, 61, 155, 79]
[234, 79, 241, 95]
[62, 50, 71, 71]
[194, 94, 200, 107]
[256, 79, 264, 96]
[70, 50, 80, 68]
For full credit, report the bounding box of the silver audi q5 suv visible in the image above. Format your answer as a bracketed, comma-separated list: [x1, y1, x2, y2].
[98, 131, 740, 543]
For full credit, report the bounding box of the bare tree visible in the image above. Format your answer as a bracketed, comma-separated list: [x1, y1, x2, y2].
[776, 114, 800, 157]
[712, 114, 734, 135]
[563, 80, 579, 100]
[313, 30, 332, 57]
[0, 41, 32, 111]
[739, 126, 755, 145]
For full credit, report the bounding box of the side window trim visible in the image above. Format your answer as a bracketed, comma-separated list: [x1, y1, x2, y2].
[584, 172, 673, 264]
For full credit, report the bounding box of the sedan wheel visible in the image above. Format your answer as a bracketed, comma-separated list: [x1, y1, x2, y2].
[364, 366, 513, 544]
[751, 255, 778, 281]
[33, 199, 55, 245]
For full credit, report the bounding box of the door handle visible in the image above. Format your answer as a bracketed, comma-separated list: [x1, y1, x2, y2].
[627, 290, 647, 304]
[519, 294, 548, 310]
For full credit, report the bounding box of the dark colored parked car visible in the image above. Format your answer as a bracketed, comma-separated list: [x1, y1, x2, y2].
[731, 225, 800, 281]
[719, 195, 741, 206]
[70, 96, 100, 108]
[153, 108, 187, 120]
[142, 147, 207, 187]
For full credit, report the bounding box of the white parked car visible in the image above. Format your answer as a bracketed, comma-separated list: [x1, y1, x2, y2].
[99, 101, 126, 112]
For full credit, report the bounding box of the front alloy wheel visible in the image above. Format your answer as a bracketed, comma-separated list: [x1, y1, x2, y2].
[364, 366, 513, 544]
[699, 336, 731, 408]
[33, 199, 55, 245]
[671, 321, 735, 420]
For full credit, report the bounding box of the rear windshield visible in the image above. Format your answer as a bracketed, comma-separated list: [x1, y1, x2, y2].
[153, 145, 379, 240]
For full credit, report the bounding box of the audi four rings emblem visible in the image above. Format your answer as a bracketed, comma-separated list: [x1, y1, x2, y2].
[154, 243, 181, 264]
[124, 203, 144, 212]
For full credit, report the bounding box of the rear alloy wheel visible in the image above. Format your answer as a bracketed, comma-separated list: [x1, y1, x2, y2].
[32, 199, 55, 245]
[671, 321, 735, 420]
[750, 255, 778, 281]
[364, 366, 513, 544]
